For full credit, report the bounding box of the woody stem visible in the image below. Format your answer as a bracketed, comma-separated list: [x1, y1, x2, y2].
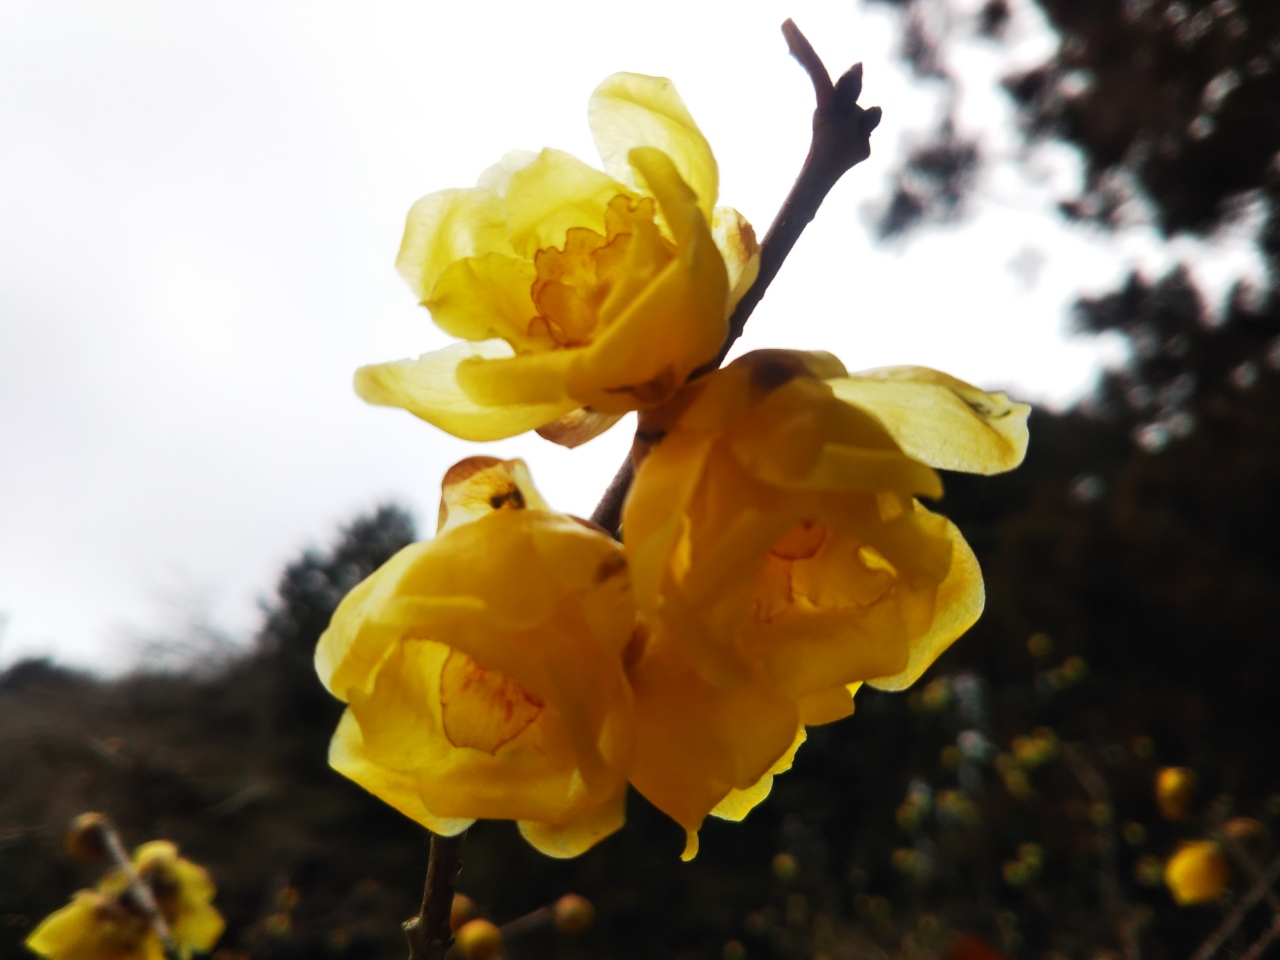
[91, 818, 180, 960]
[404, 830, 467, 960]
[588, 18, 881, 536]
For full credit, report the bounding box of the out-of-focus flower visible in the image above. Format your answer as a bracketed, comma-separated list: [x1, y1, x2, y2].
[455, 919, 503, 960]
[357, 74, 760, 447]
[26, 841, 224, 960]
[551, 894, 595, 934]
[1155, 767, 1197, 821]
[1223, 816, 1267, 850]
[622, 350, 1028, 848]
[1165, 840, 1230, 905]
[316, 458, 637, 857]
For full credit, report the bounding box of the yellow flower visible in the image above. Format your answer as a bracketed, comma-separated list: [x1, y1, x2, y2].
[26, 841, 224, 960]
[316, 457, 637, 857]
[1155, 766, 1197, 821]
[1164, 840, 1230, 905]
[356, 73, 760, 447]
[622, 349, 1028, 849]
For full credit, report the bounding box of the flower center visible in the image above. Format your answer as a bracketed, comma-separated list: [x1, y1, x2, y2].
[439, 649, 544, 754]
[528, 195, 674, 348]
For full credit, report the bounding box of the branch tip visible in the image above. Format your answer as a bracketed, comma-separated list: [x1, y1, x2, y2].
[782, 19, 834, 111]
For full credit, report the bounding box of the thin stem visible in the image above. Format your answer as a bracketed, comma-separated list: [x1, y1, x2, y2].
[405, 831, 467, 960]
[1189, 851, 1280, 960]
[1240, 914, 1280, 960]
[587, 19, 881, 533]
[91, 818, 179, 960]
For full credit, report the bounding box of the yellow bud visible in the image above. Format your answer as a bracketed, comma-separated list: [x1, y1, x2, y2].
[64, 813, 109, 863]
[1027, 632, 1053, 657]
[455, 919, 504, 960]
[1165, 841, 1229, 906]
[551, 894, 594, 935]
[1223, 817, 1267, 851]
[450, 894, 480, 933]
[771, 852, 799, 883]
[1155, 767, 1197, 821]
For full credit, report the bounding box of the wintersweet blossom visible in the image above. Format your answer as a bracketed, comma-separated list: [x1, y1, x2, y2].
[356, 73, 760, 447]
[622, 349, 1029, 852]
[1165, 840, 1230, 905]
[26, 841, 223, 960]
[315, 458, 637, 857]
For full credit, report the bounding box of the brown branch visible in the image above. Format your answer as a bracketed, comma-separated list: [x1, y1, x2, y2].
[1190, 850, 1280, 960]
[587, 19, 881, 534]
[83, 816, 179, 960]
[404, 830, 467, 960]
[1240, 914, 1280, 960]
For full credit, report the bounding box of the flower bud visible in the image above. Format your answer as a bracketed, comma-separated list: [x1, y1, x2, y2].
[551, 894, 595, 935]
[64, 813, 109, 863]
[455, 919, 504, 960]
[450, 894, 479, 933]
[1164, 841, 1229, 906]
[1155, 767, 1197, 821]
[1223, 817, 1267, 851]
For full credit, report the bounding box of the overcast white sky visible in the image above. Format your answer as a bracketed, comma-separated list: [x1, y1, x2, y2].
[0, 0, 1264, 672]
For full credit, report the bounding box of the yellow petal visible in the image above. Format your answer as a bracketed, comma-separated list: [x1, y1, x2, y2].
[437, 456, 550, 534]
[628, 631, 798, 832]
[354, 340, 578, 441]
[535, 408, 624, 448]
[396, 187, 511, 304]
[798, 685, 858, 725]
[589, 73, 718, 222]
[501, 148, 628, 258]
[567, 147, 727, 412]
[518, 785, 628, 858]
[314, 541, 434, 698]
[169, 903, 224, 955]
[868, 519, 984, 691]
[710, 727, 807, 822]
[712, 206, 760, 312]
[426, 253, 541, 348]
[329, 707, 475, 836]
[827, 367, 1030, 475]
[454, 345, 579, 407]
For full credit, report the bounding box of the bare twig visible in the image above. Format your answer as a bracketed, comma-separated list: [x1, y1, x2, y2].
[1241, 914, 1280, 960]
[587, 18, 882, 535]
[1189, 852, 1280, 960]
[87, 817, 180, 960]
[404, 830, 467, 960]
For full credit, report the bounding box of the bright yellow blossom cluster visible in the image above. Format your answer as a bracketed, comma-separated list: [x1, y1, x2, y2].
[320, 73, 1030, 858]
[26, 841, 223, 960]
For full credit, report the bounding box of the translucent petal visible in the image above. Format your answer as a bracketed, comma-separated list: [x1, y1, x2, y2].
[502, 148, 628, 258]
[354, 340, 577, 440]
[868, 519, 985, 691]
[426, 253, 540, 348]
[712, 206, 761, 312]
[567, 148, 727, 412]
[437, 456, 550, 534]
[828, 367, 1031, 475]
[589, 73, 718, 221]
[396, 187, 511, 303]
[535, 408, 624, 448]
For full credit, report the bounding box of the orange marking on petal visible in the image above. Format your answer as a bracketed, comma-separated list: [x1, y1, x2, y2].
[440, 649, 544, 754]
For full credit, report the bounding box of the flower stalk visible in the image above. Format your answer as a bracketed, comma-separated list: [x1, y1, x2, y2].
[589, 18, 882, 536]
[82, 815, 180, 960]
[404, 830, 467, 960]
